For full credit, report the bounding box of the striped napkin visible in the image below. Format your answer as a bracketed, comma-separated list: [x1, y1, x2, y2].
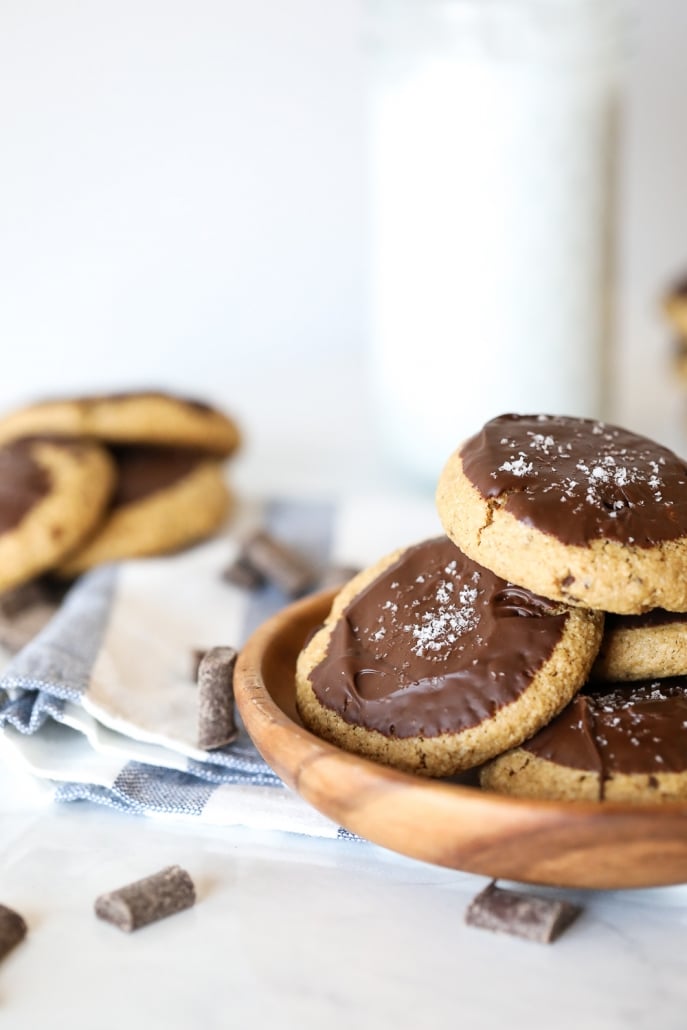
[0, 495, 438, 836]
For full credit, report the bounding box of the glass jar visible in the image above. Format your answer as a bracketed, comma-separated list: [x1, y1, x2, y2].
[366, 0, 628, 486]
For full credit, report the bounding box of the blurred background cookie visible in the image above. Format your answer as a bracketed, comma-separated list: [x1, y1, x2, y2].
[58, 445, 232, 576]
[0, 390, 240, 456]
[0, 437, 114, 591]
[0, 388, 241, 585]
[664, 275, 687, 338]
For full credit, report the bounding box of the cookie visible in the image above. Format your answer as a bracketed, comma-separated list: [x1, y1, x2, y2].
[296, 537, 603, 777]
[436, 414, 687, 615]
[0, 391, 240, 456]
[592, 609, 687, 682]
[0, 437, 114, 591]
[481, 678, 687, 802]
[664, 276, 687, 338]
[57, 446, 232, 576]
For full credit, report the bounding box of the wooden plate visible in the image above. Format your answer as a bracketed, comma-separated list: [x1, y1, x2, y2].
[234, 589, 687, 890]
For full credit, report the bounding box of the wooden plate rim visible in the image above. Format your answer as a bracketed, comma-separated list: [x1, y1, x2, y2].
[234, 588, 687, 888]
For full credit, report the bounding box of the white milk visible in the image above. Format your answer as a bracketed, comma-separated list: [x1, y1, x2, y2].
[366, 0, 627, 485]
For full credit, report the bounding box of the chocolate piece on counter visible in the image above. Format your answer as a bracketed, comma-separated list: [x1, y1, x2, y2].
[461, 414, 687, 548]
[465, 882, 581, 944]
[95, 865, 196, 933]
[318, 564, 361, 591]
[197, 646, 238, 750]
[221, 554, 266, 590]
[0, 578, 66, 653]
[241, 530, 316, 597]
[0, 904, 27, 961]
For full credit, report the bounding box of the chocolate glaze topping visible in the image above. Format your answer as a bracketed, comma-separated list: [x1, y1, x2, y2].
[111, 446, 206, 508]
[0, 440, 52, 535]
[524, 678, 687, 781]
[309, 537, 569, 739]
[460, 414, 687, 548]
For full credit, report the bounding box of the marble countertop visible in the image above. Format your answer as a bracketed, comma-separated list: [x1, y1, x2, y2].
[2, 368, 687, 1029]
[3, 777, 687, 1030]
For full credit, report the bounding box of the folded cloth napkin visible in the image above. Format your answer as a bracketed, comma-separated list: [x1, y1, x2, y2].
[0, 494, 438, 837]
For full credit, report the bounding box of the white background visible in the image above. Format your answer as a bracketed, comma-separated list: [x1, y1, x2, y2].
[1, 0, 687, 476]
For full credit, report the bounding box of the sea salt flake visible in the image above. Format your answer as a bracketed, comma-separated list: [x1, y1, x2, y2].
[527, 432, 555, 453]
[499, 455, 533, 477]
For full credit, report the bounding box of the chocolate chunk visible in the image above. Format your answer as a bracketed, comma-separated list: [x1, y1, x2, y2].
[465, 881, 581, 944]
[95, 865, 196, 932]
[0, 904, 27, 961]
[241, 530, 316, 598]
[197, 646, 238, 750]
[221, 554, 266, 590]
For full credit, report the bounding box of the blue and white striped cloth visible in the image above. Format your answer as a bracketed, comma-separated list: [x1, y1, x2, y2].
[0, 495, 438, 836]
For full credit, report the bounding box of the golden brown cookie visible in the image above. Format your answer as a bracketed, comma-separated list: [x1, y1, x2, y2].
[57, 446, 232, 576]
[296, 537, 603, 777]
[481, 678, 687, 803]
[592, 610, 687, 682]
[0, 391, 240, 456]
[436, 414, 687, 615]
[0, 438, 114, 591]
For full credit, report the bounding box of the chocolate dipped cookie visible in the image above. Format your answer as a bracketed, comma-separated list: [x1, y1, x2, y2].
[0, 437, 114, 591]
[481, 678, 687, 802]
[0, 390, 240, 456]
[58, 445, 232, 576]
[296, 537, 603, 777]
[592, 610, 687, 682]
[436, 414, 687, 614]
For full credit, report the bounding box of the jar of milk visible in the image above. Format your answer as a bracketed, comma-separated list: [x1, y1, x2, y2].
[366, 0, 628, 486]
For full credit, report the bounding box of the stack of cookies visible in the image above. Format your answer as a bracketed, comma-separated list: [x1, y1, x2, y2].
[296, 414, 687, 803]
[0, 390, 239, 594]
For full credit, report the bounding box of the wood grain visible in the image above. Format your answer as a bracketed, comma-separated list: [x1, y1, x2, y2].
[234, 589, 687, 889]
